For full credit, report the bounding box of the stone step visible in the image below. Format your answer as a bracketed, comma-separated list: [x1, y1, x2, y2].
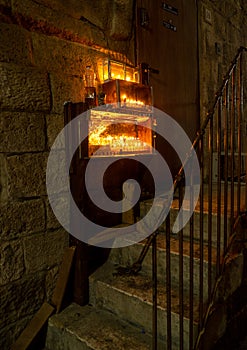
[139, 198, 232, 247]
[89, 262, 200, 350]
[46, 303, 162, 350]
[109, 233, 217, 299]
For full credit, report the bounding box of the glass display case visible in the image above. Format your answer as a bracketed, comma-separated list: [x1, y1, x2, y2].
[102, 79, 153, 110]
[87, 108, 154, 157]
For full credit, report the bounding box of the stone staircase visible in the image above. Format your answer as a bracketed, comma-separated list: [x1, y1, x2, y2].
[44, 197, 240, 350]
[45, 46, 246, 349]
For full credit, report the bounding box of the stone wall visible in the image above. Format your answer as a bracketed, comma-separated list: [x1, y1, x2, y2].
[0, 0, 246, 348]
[198, 0, 247, 181]
[0, 1, 135, 349]
[198, 0, 247, 119]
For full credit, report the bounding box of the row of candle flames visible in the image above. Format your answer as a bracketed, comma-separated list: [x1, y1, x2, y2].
[88, 123, 152, 157]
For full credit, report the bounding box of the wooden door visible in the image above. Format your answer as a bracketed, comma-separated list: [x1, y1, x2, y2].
[136, 0, 199, 174]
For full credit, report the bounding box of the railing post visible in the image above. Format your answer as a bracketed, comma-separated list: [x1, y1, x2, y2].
[166, 213, 172, 350]
[152, 234, 157, 350]
[179, 183, 184, 349]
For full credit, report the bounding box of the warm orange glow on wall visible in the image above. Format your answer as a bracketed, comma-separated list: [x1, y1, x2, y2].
[101, 59, 138, 83]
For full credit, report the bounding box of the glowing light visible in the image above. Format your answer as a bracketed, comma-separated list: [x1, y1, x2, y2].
[101, 59, 138, 83]
[120, 96, 145, 107]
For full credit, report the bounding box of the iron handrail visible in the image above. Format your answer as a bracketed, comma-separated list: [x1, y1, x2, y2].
[123, 46, 247, 276]
[117, 46, 246, 350]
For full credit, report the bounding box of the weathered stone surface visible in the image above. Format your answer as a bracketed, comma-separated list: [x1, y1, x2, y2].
[0, 22, 32, 65]
[0, 273, 45, 329]
[45, 265, 59, 303]
[109, 232, 216, 299]
[109, 0, 133, 40]
[0, 63, 50, 111]
[23, 228, 68, 273]
[33, 0, 110, 29]
[46, 198, 64, 230]
[46, 303, 155, 350]
[12, 0, 107, 47]
[0, 316, 32, 350]
[0, 154, 8, 203]
[0, 111, 46, 152]
[32, 32, 102, 77]
[46, 149, 68, 196]
[0, 240, 24, 286]
[89, 262, 197, 349]
[0, 199, 45, 240]
[50, 73, 84, 113]
[7, 153, 48, 198]
[11, 0, 134, 59]
[46, 113, 64, 149]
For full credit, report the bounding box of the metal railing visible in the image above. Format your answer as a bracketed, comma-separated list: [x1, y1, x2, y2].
[120, 46, 247, 349]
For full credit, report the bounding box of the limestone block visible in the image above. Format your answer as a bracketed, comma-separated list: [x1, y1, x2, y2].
[30, 0, 110, 30]
[46, 149, 68, 195]
[0, 63, 50, 111]
[32, 32, 101, 77]
[0, 22, 32, 65]
[109, 0, 133, 40]
[7, 153, 48, 198]
[50, 73, 84, 114]
[0, 273, 45, 329]
[23, 228, 68, 273]
[0, 154, 8, 203]
[0, 111, 45, 152]
[0, 240, 24, 286]
[0, 199, 45, 240]
[12, 0, 106, 47]
[46, 114, 64, 149]
[46, 197, 65, 230]
[0, 316, 32, 350]
[45, 265, 59, 303]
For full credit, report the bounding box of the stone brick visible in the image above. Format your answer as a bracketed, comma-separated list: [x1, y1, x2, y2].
[32, 32, 102, 77]
[0, 22, 32, 65]
[0, 240, 24, 286]
[0, 199, 45, 240]
[12, 0, 107, 47]
[0, 154, 8, 203]
[0, 111, 46, 152]
[45, 265, 59, 303]
[46, 113, 64, 149]
[109, 0, 133, 40]
[23, 228, 68, 273]
[39, 0, 110, 28]
[50, 73, 84, 113]
[46, 198, 63, 230]
[7, 153, 48, 198]
[0, 272, 45, 329]
[0, 316, 32, 350]
[46, 149, 68, 196]
[0, 63, 51, 111]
